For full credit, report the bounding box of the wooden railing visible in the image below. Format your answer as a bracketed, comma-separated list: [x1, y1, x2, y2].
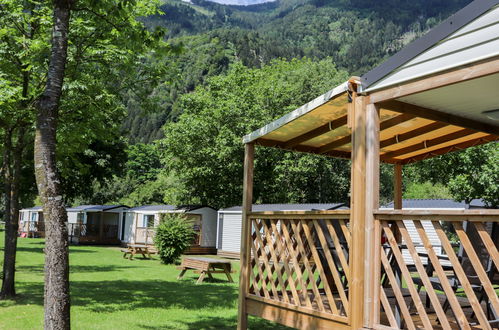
[373, 210, 499, 330]
[135, 227, 155, 245]
[67, 223, 119, 242]
[245, 210, 351, 325]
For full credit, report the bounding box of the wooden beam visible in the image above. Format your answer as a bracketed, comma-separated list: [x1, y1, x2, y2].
[318, 135, 351, 154]
[283, 115, 348, 148]
[379, 113, 415, 130]
[237, 143, 255, 330]
[369, 56, 499, 103]
[318, 113, 415, 154]
[256, 138, 351, 159]
[380, 122, 448, 148]
[365, 103, 380, 328]
[398, 134, 498, 165]
[381, 128, 477, 160]
[350, 94, 367, 329]
[380, 100, 499, 136]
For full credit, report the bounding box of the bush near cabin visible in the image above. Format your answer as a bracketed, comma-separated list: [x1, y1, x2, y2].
[154, 213, 196, 264]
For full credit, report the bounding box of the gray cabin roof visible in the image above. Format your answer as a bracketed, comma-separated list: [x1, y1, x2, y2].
[220, 203, 347, 212]
[360, 0, 499, 90]
[127, 205, 215, 212]
[381, 199, 468, 209]
[66, 205, 127, 212]
[20, 206, 43, 212]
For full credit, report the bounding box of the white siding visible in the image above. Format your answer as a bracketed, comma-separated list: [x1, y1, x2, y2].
[219, 212, 242, 254]
[123, 212, 135, 243]
[189, 207, 217, 247]
[401, 220, 443, 265]
[367, 5, 499, 92]
[67, 212, 78, 224]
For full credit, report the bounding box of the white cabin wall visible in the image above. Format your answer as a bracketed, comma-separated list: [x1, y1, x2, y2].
[189, 208, 217, 247]
[219, 212, 242, 254]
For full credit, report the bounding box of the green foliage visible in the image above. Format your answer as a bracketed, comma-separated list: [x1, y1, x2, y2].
[403, 182, 452, 199]
[161, 58, 354, 208]
[406, 143, 499, 207]
[154, 213, 195, 264]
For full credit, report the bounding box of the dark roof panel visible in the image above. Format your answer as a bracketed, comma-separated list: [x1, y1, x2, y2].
[66, 205, 127, 212]
[360, 0, 499, 90]
[381, 199, 467, 209]
[220, 203, 347, 212]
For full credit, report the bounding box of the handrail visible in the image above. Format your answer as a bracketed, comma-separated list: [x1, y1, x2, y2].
[248, 210, 350, 219]
[374, 209, 499, 221]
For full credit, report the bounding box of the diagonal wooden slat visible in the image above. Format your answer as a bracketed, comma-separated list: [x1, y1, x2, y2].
[453, 221, 499, 318]
[382, 221, 434, 329]
[433, 221, 492, 329]
[280, 220, 313, 308]
[379, 271, 399, 329]
[380, 246, 417, 330]
[252, 219, 280, 300]
[269, 221, 301, 306]
[326, 221, 350, 283]
[313, 220, 349, 315]
[250, 233, 271, 299]
[302, 221, 339, 315]
[473, 222, 499, 271]
[396, 220, 453, 329]
[290, 220, 326, 312]
[416, 221, 472, 330]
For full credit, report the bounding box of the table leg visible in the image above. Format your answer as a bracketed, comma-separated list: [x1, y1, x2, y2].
[207, 272, 214, 279]
[196, 271, 207, 284]
[129, 248, 135, 260]
[224, 265, 234, 283]
[177, 268, 187, 280]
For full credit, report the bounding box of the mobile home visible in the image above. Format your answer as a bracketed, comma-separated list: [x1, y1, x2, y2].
[19, 206, 45, 238]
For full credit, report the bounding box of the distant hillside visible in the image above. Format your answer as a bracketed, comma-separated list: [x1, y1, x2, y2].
[125, 0, 471, 144]
[202, 0, 276, 5]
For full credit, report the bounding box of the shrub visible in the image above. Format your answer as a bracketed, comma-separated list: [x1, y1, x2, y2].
[154, 213, 195, 264]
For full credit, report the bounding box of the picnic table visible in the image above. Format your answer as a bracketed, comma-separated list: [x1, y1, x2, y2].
[121, 244, 157, 260]
[177, 257, 234, 284]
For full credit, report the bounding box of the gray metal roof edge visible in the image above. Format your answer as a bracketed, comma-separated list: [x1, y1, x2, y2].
[242, 82, 349, 144]
[219, 203, 347, 212]
[360, 0, 499, 91]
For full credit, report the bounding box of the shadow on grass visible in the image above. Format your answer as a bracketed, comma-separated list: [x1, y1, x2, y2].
[138, 315, 291, 330]
[14, 279, 238, 312]
[17, 264, 134, 274]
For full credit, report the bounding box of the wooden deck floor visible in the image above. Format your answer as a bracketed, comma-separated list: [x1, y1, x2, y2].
[251, 287, 497, 329]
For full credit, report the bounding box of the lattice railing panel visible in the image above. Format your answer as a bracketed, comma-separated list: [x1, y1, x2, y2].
[248, 216, 350, 319]
[375, 215, 499, 330]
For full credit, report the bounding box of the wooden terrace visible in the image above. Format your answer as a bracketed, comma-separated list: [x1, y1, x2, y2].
[237, 2, 499, 329]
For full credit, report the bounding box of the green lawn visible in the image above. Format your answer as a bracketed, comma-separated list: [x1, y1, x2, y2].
[0, 230, 288, 329]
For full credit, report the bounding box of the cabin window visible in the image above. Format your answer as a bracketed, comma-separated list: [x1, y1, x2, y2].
[31, 212, 38, 222]
[143, 215, 155, 228]
[77, 213, 84, 223]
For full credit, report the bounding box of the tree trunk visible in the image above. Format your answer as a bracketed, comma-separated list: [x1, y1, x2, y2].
[0, 129, 13, 299]
[34, 1, 74, 329]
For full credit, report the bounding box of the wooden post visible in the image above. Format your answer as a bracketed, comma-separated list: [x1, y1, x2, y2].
[350, 94, 367, 329]
[237, 143, 254, 330]
[394, 164, 403, 210]
[393, 164, 403, 242]
[365, 103, 380, 328]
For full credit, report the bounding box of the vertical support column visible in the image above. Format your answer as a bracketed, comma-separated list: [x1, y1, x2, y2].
[365, 103, 380, 328]
[350, 94, 367, 330]
[237, 143, 254, 330]
[394, 164, 403, 210]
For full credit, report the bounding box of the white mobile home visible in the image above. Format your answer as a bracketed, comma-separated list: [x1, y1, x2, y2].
[217, 203, 346, 258]
[124, 205, 218, 254]
[66, 205, 128, 245]
[19, 206, 45, 238]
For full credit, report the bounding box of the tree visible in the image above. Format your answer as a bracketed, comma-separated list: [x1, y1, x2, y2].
[161, 58, 355, 208]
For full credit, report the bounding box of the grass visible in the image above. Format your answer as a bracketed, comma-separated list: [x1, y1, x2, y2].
[0, 231, 289, 330]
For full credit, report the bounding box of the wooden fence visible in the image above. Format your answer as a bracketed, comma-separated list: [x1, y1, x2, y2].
[373, 210, 499, 330]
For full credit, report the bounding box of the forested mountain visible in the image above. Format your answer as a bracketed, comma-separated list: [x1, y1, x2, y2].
[122, 0, 471, 144]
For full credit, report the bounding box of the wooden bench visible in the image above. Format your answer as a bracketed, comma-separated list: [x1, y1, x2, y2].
[177, 256, 234, 284]
[122, 244, 157, 260]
